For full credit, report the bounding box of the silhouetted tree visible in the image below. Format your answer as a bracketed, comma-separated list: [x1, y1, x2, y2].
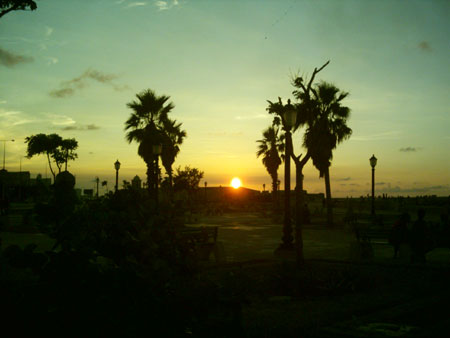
[25, 134, 78, 181]
[173, 165, 204, 193]
[256, 126, 283, 209]
[54, 138, 78, 171]
[303, 81, 352, 225]
[161, 118, 187, 191]
[0, 0, 36, 19]
[125, 89, 174, 194]
[266, 60, 330, 264]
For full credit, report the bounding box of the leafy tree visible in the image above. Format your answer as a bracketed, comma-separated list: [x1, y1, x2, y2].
[0, 0, 37, 19]
[125, 89, 174, 195]
[161, 118, 187, 191]
[173, 165, 204, 193]
[25, 134, 78, 181]
[256, 125, 283, 209]
[54, 138, 78, 172]
[265, 61, 330, 264]
[303, 81, 352, 225]
[25, 133, 60, 181]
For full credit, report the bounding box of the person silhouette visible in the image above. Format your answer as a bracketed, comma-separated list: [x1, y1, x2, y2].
[390, 212, 410, 258]
[410, 209, 427, 264]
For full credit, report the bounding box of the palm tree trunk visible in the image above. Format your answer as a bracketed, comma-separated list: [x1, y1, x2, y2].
[272, 173, 278, 212]
[324, 167, 333, 226]
[168, 168, 173, 188]
[146, 161, 153, 195]
[292, 152, 310, 266]
[295, 164, 304, 265]
[168, 167, 174, 200]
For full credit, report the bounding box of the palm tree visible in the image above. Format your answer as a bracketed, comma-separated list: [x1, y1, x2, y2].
[125, 89, 174, 194]
[304, 81, 352, 225]
[161, 117, 187, 190]
[256, 126, 284, 209]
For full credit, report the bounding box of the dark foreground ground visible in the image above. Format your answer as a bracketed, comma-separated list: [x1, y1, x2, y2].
[2, 211, 450, 337]
[193, 212, 450, 337]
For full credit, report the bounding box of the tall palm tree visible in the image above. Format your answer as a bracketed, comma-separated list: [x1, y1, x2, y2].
[256, 126, 284, 209]
[161, 117, 187, 190]
[304, 81, 352, 225]
[125, 89, 174, 194]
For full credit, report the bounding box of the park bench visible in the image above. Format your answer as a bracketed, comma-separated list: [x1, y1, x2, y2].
[177, 226, 219, 261]
[354, 227, 392, 245]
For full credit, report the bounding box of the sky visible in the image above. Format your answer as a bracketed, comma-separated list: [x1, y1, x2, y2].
[0, 0, 449, 197]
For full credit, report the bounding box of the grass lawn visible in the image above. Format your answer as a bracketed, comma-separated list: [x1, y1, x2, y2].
[1, 207, 449, 337]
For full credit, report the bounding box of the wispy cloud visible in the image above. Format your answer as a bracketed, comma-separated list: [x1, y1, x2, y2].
[61, 124, 100, 131]
[45, 113, 76, 126]
[418, 41, 432, 52]
[127, 2, 147, 8]
[0, 47, 34, 68]
[46, 56, 59, 65]
[0, 110, 34, 128]
[381, 185, 449, 194]
[49, 68, 129, 98]
[45, 26, 54, 37]
[336, 177, 351, 181]
[399, 147, 419, 152]
[155, 0, 179, 11]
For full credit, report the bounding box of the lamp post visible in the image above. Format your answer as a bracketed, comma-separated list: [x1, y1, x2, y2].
[370, 154, 377, 217]
[278, 100, 297, 251]
[114, 160, 121, 192]
[204, 181, 207, 202]
[95, 177, 100, 198]
[1, 139, 15, 170]
[152, 144, 162, 208]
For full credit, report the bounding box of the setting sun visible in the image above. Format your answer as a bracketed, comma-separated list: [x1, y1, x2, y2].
[231, 177, 242, 189]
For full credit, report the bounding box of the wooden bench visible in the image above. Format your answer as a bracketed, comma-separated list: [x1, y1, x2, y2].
[177, 226, 219, 261]
[355, 227, 392, 245]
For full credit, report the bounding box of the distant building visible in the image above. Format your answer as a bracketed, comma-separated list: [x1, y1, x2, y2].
[83, 189, 94, 198]
[200, 186, 260, 202]
[132, 175, 142, 189]
[75, 188, 82, 198]
[0, 169, 31, 200]
[30, 174, 51, 187]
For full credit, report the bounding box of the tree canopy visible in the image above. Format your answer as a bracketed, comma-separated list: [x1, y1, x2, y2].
[25, 133, 78, 181]
[173, 166, 204, 193]
[0, 0, 37, 19]
[125, 89, 186, 195]
[256, 126, 283, 198]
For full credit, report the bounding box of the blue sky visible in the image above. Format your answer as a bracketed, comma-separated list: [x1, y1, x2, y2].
[1, 0, 449, 196]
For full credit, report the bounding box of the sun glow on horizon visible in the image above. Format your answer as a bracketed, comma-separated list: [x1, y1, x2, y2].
[231, 177, 241, 189]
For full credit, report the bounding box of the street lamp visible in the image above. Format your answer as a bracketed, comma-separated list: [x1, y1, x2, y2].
[114, 159, 121, 192]
[1, 139, 15, 170]
[95, 177, 100, 198]
[278, 100, 297, 251]
[370, 154, 377, 216]
[204, 181, 208, 202]
[152, 144, 162, 207]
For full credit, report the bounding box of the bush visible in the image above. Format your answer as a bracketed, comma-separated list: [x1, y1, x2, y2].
[1, 190, 207, 336]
